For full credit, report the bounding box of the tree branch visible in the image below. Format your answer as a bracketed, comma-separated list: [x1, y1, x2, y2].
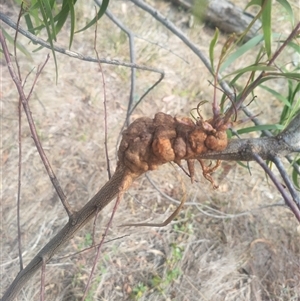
[0, 12, 164, 75]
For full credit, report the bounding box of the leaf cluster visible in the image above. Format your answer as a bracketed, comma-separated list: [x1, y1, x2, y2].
[8, 0, 109, 78]
[207, 0, 299, 186]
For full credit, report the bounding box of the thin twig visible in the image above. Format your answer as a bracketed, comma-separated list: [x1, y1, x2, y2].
[271, 156, 300, 207]
[17, 84, 23, 271]
[40, 258, 46, 301]
[81, 192, 123, 301]
[135, 34, 189, 64]
[96, 1, 137, 125]
[130, 0, 214, 76]
[15, 3, 24, 272]
[116, 72, 165, 159]
[93, 7, 111, 180]
[0, 30, 73, 217]
[146, 173, 286, 219]
[56, 234, 130, 261]
[252, 153, 300, 221]
[225, 22, 300, 119]
[0, 12, 164, 75]
[26, 60, 49, 102]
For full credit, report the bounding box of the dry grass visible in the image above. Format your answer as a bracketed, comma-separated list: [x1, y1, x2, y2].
[1, 0, 300, 300]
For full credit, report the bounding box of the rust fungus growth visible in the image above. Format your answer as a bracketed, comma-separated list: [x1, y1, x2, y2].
[118, 111, 228, 188]
[117, 110, 230, 227]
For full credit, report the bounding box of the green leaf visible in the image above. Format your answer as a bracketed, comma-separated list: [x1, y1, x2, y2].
[222, 64, 276, 79]
[54, 0, 70, 37]
[279, 81, 300, 127]
[268, 72, 300, 80]
[245, 0, 262, 9]
[24, 14, 36, 35]
[287, 41, 300, 53]
[260, 84, 292, 107]
[76, 0, 110, 33]
[220, 34, 264, 73]
[68, 0, 75, 49]
[290, 83, 300, 105]
[38, 0, 57, 41]
[36, 0, 58, 80]
[209, 28, 219, 73]
[261, 0, 272, 58]
[237, 124, 284, 134]
[276, 0, 294, 26]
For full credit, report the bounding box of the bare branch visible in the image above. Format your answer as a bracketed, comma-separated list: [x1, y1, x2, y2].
[130, 0, 215, 77]
[196, 137, 298, 162]
[82, 192, 123, 300]
[271, 156, 300, 207]
[0, 12, 164, 75]
[242, 105, 300, 175]
[252, 153, 300, 222]
[15, 5, 24, 271]
[0, 166, 128, 301]
[278, 112, 300, 152]
[95, 0, 137, 125]
[40, 258, 46, 301]
[0, 30, 73, 217]
[17, 84, 23, 271]
[93, 9, 111, 180]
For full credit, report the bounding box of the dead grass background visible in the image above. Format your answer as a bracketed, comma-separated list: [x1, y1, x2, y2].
[1, 0, 300, 300]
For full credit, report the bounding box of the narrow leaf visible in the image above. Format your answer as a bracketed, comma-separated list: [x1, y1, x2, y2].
[37, 0, 58, 80]
[68, 0, 75, 49]
[220, 34, 264, 72]
[39, 0, 57, 41]
[260, 84, 292, 107]
[222, 64, 276, 79]
[24, 14, 36, 35]
[288, 41, 300, 53]
[54, 0, 70, 36]
[76, 0, 110, 33]
[237, 124, 284, 134]
[245, 0, 262, 9]
[268, 72, 300, 80]
[209, 28, 219, 73]
[261, 0, 272, 58]
[276, 0, 294, 26]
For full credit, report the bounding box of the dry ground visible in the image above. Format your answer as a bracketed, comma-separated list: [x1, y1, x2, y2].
[1, 0, 300, 300]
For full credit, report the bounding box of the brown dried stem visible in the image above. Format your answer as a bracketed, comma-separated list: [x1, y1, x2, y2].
[15, 4, 24, 273]
[0, 30, 73, 217]
[252, 153, 300, 220]
[93, 9, 111, 180]
[81, 192, 123, 301]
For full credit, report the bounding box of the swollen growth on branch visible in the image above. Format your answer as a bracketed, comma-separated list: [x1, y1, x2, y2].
[117, 108, 229, 189]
